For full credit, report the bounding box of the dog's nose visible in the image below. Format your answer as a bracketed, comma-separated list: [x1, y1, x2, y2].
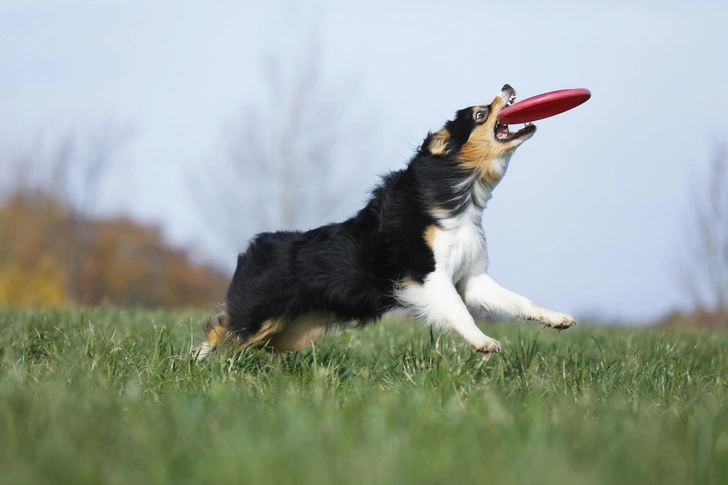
[502, 84, 513, 92]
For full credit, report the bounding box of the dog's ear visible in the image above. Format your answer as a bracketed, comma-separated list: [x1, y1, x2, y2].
[445, 108, 475, 147]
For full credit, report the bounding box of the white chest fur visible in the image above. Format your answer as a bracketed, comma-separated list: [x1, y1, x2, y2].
[429, 155, 511, 284]
[431, 204, 489, 283]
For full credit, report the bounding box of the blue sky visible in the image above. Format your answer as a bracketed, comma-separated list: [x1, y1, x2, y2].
[2, 0, 728, 322]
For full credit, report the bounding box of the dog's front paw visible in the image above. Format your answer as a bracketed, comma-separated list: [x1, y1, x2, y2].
[542, 312, 576, 331]
[475, 337, 502, 356]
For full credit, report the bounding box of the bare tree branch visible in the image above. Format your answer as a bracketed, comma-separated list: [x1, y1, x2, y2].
[0, 122, 132, 216]
[194, 27, 373, 255]
[682, 141, 728, 316]
[0, 122, 133, 304]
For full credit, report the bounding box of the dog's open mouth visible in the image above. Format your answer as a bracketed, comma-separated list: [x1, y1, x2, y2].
[494, 94, 536, 142]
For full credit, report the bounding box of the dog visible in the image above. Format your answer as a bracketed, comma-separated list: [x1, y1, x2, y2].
[192, 84, 575, 361]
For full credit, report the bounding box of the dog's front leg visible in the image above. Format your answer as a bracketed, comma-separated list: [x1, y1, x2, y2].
[398, 272, 501, 354]
[461, 273, 576, 329]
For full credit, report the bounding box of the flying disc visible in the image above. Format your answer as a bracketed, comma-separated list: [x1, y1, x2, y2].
[497, 88, 591, 124]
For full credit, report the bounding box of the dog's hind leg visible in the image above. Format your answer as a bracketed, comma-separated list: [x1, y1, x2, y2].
[242, 313, 328, 352]
[191, 312, 230, 361]
[192, 311, 329, 360]
[267, 313, 329, 352]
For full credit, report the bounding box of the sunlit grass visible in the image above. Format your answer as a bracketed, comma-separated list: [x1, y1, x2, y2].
[1, 307, 727, 484]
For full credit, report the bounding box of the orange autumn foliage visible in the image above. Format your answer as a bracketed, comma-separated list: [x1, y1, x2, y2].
[0, 193, 229, 308]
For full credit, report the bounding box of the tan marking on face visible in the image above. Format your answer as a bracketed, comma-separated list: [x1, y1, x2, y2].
[457, 95, 525, 184]
[267, 313, 329, 352]
[427, 129, 451, 156]
[459, 134, 503, 183]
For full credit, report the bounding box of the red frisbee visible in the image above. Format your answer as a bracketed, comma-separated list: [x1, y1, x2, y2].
[497, 88, 591, 124]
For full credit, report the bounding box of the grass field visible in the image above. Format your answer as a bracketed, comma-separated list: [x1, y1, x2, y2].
[1, 308, 727, 485]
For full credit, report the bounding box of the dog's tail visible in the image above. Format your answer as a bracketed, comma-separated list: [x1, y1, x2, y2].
[191, 312, 229, 362]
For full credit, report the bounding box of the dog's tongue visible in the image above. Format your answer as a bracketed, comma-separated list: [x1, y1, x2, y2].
[497, 88, 591, 125]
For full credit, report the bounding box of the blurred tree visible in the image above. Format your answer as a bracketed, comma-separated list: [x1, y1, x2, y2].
[0, 124, 133, 302]
[0, 127, 230, 309]
[682, 142, 728, 326]
[196, 24, 373, 255]
[0, 195, 68, 306]
[0, 122, 131, 215]
[0, 193, 229, 308]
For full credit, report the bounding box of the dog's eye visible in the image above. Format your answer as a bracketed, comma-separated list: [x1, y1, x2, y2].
[475, 110, 487, 120]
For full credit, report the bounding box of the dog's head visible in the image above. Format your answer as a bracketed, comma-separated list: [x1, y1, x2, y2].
[422, 84, 536, 183]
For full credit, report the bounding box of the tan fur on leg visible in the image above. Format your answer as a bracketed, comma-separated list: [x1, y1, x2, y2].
[191, 313, 229, 361]
[268, 313, 329, 352]
[243, 317, 287, 349]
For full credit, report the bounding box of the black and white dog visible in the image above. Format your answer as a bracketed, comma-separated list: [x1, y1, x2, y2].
[193, 84, 575, 361]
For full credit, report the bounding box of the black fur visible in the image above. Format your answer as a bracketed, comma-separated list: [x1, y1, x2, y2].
[224, 105, 489, 341]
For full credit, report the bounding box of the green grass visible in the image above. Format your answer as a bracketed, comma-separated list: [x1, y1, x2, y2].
[1, 308, 727, 485]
